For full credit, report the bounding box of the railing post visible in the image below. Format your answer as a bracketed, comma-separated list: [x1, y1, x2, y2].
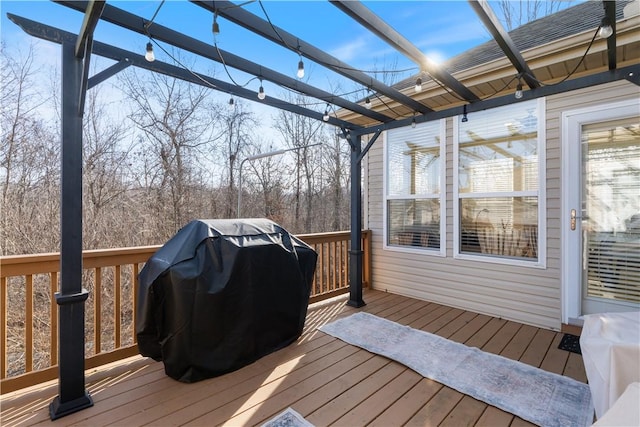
[49, 41, 93, 420]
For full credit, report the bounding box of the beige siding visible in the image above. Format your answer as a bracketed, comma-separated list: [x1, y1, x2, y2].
[364, 80, 640, 331]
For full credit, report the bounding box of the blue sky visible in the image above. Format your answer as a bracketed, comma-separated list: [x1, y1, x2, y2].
[1, 1, 494, 98]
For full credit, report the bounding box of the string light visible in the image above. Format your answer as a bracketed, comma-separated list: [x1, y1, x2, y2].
[598, 16, 613, 39]
[228, 97, 234, 108]
[145, 42, 155, 62]
[212, 11, 220, 36]
[414, 77, 422, 93]
[323, 104, 330, 122]
[364, 96, 371, 109]
[411, 113, 417, 128]
[258, 79, 266, 100]
[515, 75, 523, 99]
[297, 58, 305, 79]
[461, 104, 468, 123]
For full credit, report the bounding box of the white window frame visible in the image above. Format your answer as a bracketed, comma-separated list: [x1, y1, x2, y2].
[453, 98, 547, 268]
[383, 119, 446, 256]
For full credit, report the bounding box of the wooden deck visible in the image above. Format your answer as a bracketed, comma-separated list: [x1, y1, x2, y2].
[1, 290, 587, 426]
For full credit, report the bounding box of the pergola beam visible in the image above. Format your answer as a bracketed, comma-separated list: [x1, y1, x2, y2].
[604, 0, 617, 70]
[87, 59, 130, 90]
[468, 0, 539, 89]
[330, 0, 480, 103]
[54, 1, 394, 124]
[7, 13, 361, 130]
[75, 1, 106, 115]
[191, 0, 433, 115]
[350, 64, 640, 138]
[74, 0, 105, 58]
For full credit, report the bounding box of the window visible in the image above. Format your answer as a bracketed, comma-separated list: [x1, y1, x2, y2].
[454, 99, 545, 265]
[385, 120, 445, 254]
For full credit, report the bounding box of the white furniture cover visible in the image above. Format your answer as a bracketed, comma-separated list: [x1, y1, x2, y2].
[592, 382, 640, 427]
[580, 311, 640, 420]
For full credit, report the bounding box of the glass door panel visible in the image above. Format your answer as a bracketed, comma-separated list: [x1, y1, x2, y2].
[582, 117, 640, 311]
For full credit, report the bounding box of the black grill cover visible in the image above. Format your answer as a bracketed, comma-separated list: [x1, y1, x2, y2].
[136, 219, 317, 383]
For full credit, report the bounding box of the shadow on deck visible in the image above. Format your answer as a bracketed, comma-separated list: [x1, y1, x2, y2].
[0, 289, 587, 426]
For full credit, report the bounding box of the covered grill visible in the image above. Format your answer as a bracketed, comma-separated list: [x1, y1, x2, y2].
[136, 219, 317, 383]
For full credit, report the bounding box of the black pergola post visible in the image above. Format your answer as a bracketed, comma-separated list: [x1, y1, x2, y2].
[347, 133, 365, 308]
[49, 41, 93, 421]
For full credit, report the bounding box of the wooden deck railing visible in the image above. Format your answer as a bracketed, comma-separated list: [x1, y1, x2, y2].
[0, 230, 371, 393]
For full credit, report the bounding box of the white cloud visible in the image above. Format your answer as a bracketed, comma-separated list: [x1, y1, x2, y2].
[328, 36, 369, 63]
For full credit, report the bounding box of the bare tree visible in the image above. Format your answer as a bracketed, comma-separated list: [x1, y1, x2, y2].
[82, 87, 133, 248]
[273, 94, 324, 232]
[1, 43, 60, 255]
[321, 131, 351, 231]
[120, 68, 220, 238]
[497, 1, 572, 30]
[243, 144, 289, 223]
[219, 99, 257, 218]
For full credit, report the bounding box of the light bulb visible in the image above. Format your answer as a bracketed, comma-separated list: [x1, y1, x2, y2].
[297, 60, 305, 79]
[411, 117, 416, 128]
[212, 19, 220, 36]
[323, 110, 330, 122]
[228, 97, 234, 108]
[598, 17, 613, 39]
[145, 42, 155, 62]
[515, 83, 523, 99]
[365, 96, 371, 109]
[258, 85, 266, 100]
[414, 77, 422, 93]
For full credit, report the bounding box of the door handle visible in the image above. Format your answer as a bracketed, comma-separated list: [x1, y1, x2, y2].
[571, 209, 588, 231]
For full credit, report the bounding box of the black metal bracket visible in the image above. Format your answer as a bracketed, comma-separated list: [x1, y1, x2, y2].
[50, 393, 94, 421]
[55, 289, 90, 305]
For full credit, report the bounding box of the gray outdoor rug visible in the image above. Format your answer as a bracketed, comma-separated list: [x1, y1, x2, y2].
[261, 407, 314, 427]
[320, 312, 594, 427]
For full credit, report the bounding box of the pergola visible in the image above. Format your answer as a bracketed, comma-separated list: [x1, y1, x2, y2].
[6, 0, 639, 420]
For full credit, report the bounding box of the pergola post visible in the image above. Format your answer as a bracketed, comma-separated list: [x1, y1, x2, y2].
[49, 41, 93, 421]
[347, 133, 365, 308]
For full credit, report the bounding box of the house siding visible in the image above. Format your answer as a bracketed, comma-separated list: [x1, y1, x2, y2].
[364, 79, 639, 331]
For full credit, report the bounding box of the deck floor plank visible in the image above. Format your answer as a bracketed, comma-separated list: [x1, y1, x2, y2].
[432, 310, 479, 339]
[290, 356, 392, 420]
[498, 323, 538, 361]
[367, 379, 444, 427]
[439, 395, 487, 427]
[474, 406, 515, 427]
[540, 332, 570, 375]
[564, 352, 588, 383]
[305, 360, 407, 426]
[519, 328, 557, 368]
[481, 320, 523, 355]
[0, 290, 590, 427]
[448, 314, 493, 345]
[142, 343, 362, 426]
[330, 368, 423, 427]
[405, 386, 465, 427]
[463, 316, 508, 350]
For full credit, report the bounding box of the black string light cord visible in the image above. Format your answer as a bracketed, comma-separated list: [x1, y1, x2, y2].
[142, 0, 607, 123]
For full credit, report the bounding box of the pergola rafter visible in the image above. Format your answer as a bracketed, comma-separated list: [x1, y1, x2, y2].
[56, 0, 394, 125]
[468, 0, 540, 89]
[191, 0, 434, 115]
[8, 14, 361, 129]
[330, 0, 480, 103]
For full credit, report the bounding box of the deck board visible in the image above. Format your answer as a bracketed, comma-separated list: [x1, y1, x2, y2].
[1, 290, 589, 427]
